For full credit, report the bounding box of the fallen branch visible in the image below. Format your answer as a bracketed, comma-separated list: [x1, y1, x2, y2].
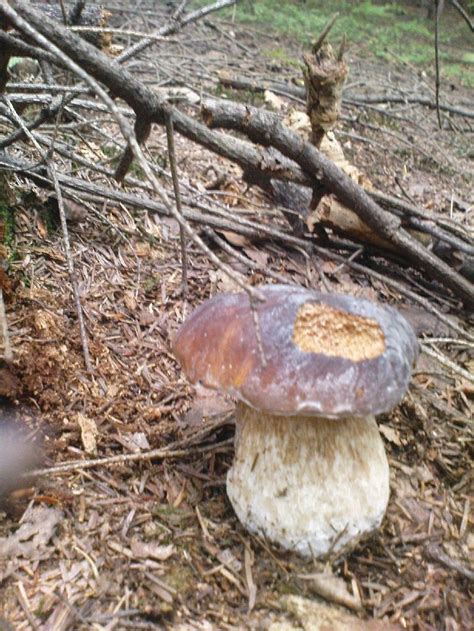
[202, 98, 474, 308]
[1, 150, 470, 342]
[217, 73, 474, 119]
[1, 0, 473, 306]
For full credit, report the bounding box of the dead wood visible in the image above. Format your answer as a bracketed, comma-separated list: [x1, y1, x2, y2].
[2, 148, 469, 343]
[217, 73, 474, 119]
[303, 25, 348, 147]
[202, 98, 474, 308]
[0, 14, 12, 93]
[2, 0, 472, 306]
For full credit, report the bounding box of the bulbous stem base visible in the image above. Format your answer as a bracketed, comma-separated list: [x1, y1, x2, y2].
[226, 402, 389, 558]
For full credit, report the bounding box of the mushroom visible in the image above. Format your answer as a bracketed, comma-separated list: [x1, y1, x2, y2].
[173, 284, 418, 557]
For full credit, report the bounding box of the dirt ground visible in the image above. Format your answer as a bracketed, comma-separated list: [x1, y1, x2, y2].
[0, 2, 472, 630]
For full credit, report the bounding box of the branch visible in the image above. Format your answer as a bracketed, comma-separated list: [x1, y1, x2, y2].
[1, 0, 472, 307]
[201, 98, 474, 308]
[0, 0, 265, 308]
[1, 148, 470, 341]
[448, 0, 474, 31]
[434, 0, 445, 128]
[217, 73, 474, 119]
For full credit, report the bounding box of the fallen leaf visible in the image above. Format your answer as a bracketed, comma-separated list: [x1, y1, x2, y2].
[219, 230, 250, 247]
[76, 413, 98, 454]
[209, 268, 247, 294]
[379, 424, 402, 446]
[116, 432, 150, 452]
[244, 247, 269, 267]
[124, 291, 137, 311]
[182, 384, 233, 426]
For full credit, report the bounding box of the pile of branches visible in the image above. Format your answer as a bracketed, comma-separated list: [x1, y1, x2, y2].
[0, 0, 473, 366]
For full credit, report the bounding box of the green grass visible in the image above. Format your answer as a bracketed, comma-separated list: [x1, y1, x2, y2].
[210, 0, 473, 87]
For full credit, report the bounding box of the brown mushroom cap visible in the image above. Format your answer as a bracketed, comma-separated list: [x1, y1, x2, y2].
[173, 284, 418, 418]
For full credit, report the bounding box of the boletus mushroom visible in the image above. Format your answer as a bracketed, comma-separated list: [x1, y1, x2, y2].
[173, 285, 418, 557]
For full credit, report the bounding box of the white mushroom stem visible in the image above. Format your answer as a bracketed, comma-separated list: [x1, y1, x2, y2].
[226, 402, 389, 558]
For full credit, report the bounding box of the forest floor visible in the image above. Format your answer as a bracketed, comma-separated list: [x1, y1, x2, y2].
[0, 2, 472, 630]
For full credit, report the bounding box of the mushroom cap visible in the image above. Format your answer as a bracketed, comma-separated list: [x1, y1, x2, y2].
[173, 284, 418, 418]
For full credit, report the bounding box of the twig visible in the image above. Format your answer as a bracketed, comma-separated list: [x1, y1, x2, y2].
[312, 12, 339, 53]
[164, 108, 188, 295]
[0, 288, 12, 361]
[29, 438, 234, 477]
[47, 162, 93, 373]
[425, 543, 474, 581]
[1, 148, 469, 342]
[202, 98, 474, 307]
[116, 0, 237, 64]
[16, 582, 40, 631]
[203, 227, 291, 284]
[421, 343, 474, 383]
[448, 0, 474, 31]
[343, 95, 474, 119]
[434, 0, 445, 129]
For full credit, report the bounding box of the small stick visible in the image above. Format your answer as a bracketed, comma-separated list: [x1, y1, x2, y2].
[28, 438, 233, 477]
[47, 163, 93, 373]
[312, 12, 339, 53]
[448, 0, 473, 31]
[0, 288, 12, 361]
[172, 0, 190, 21]
[421, 343, 474, 383]
[434, 0, 445, 129]
[165, 108, 188, 295]
[425, 543, 474, 581]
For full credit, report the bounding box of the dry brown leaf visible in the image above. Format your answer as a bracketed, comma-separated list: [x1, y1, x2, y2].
[124, 291, 137, 312]
[219, 230, 250, 247]
[379, 424, 402, 446]
[209, 268, 247, 294]
[244, 247, 269, 267]
[182, 386, 233, 426]
[139, 309, 155, 326]
[76, 413, 98, 454]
